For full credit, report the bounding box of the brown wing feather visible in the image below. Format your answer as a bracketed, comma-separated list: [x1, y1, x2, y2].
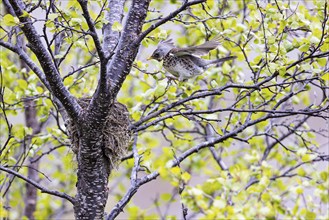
[159, 38, 175, 49]
[171, 35, 222, 56]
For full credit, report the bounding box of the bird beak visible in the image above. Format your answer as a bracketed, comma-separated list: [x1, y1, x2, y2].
[147, 56, 153, 61]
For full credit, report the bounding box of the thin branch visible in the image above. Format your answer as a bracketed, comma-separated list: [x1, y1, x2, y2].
[287, 51, 329, 70]
[77, 0, 105, 61]
[0, 40, 49, 91]
[261, 116, 310, 161]
[133, 75, 276, 129]
[109, 108, 312, 218]
[172, 13, 234, 25]
[245, 155, 329, 190]
[107, 133, 140, 220]
[135, 101, 328, 132]
[136, 0, 206, 43]
[0, 39, 69, 121]
[7, 0, 82, 120]
[205, 124, 229, 172]
[131, 133, 140, 185]
[30, 145, 68, 163]
[76, 0, 110, 117]
[0, 166, 75, 204]
[63, 61, 100, 80]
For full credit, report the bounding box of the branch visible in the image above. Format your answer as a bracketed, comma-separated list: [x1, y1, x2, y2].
[136, 0, 206, 43]
[107, 133, 140, 220]
[106, 0, 151, 98]
[0, 166, 75, 204]
[7, 0, 82, 120]
[30, 145, 68, 163]
[244, 155, 329, 190]
[110, 108, 306, 217]
[172, 13, 235, 25]
[0, 40, 16, 52]
[0, 40, 49, 91]
[63, 61, 100, 80]
[287, 51, 329, 70]
[132, 75, 276, 129]
[261, 116, 310, 161]
[205, 124, 229, 171]
[102, 0, 125, 58]
[135, 104, 328, 132]
[0, 39, 68, 120]
[84, 0, 127, 121]
[77, 0, 105, 61]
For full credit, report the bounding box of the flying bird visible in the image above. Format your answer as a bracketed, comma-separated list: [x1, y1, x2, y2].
[148, 36, 236, 81]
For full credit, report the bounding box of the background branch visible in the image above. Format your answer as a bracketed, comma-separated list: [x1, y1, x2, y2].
[0, 166, 75, 204]
[136, 0, 206, 43]
[7, 0, 82, 120]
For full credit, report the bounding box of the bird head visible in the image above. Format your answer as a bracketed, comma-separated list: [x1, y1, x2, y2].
[148, 48, 166, 61]
[148, 38, 175, 61]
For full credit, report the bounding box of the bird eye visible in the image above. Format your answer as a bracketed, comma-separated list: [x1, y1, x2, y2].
[153, 52, 159, 58]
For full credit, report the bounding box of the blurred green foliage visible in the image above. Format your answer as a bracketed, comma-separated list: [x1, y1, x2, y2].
[0, 0, 328, 219]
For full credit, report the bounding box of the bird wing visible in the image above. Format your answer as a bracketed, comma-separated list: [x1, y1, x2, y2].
[159, 38, 175, 50]
[183, 55, 207, 67]
[170, 35, 222, 57]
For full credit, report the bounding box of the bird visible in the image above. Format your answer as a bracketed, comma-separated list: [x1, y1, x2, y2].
[148, 36, 236, 81]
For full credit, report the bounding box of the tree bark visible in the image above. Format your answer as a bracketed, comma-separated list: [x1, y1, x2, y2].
[17, 4, 42, 217]
[73, 0, 151, 218]
[23, 86, 42, 220]
[73, 118, 111, 219]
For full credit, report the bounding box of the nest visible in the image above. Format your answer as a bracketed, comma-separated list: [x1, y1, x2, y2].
[66, 98, 131, 167]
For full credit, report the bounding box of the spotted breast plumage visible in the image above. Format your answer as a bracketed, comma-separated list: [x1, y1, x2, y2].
[148, 36, 236, 81]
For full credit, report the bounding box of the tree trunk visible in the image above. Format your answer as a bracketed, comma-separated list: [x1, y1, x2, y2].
[73, 120, 112, 219]
[23, 99, 41, 219]
[23, 159, 40, 219]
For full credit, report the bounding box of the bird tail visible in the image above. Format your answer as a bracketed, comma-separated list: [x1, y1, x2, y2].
[204, 56, 236, 67]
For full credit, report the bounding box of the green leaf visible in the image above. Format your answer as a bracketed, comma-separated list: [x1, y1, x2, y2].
[20, 10, 30, 18]
[297, 168, 306, 176]
[294, 186, 304, 194]
[309, 36, 320, 44]
[261, 192, 271, 202]
[268, 63, 278, 73]
[181, 172, 191, 183]
[160, 193, 172, 202]
[17, 79, 28, 90]
[321, 73, 329, 81]
[298, 44, 309, 52]
[157, 30, 168, 39]
[210, 80, 218, 88]
[154, 83, 166, 97]
[222, 62, 231, 74]
[301, 153, 317, 162]
[3, 14, 19, 26]
[3, 87, 14, 102]
[283, 41, 294, 52]
[71, 18, 82, 26]
[112, 21, 122, 32]
[48, 13, 58, 20]
[317, 58, 327, 67]
[170, 167, 180, 176]
[320, 171, 328, 181]
[213, 198, 226, 209]
[305, 211, 316, 220]
[278, 66, 286, 76]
